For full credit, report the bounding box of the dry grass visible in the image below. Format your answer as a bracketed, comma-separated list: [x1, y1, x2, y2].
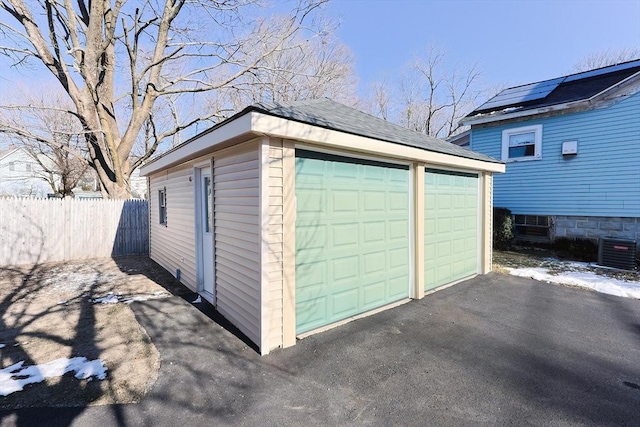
[0, 257, 184, 408]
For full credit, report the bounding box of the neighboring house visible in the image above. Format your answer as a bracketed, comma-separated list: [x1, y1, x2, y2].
[129, 165, 148, 199]
[0, 146, 145, 199]
[0, 147, 51, 198]
[140, 98, 504, 355]
[460, 60, 640, 245]
[447, 129, 470, 147]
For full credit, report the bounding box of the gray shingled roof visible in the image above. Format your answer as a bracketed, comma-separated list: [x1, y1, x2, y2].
[249, 98, 501, 164]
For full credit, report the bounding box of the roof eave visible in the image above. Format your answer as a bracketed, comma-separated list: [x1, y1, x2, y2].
[251, 112, 504, 173]
[141, 107, 505, 177]
[139, 111, 256, 176]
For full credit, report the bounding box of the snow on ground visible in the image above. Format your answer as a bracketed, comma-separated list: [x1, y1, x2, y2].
[92, 291, 169, 305]
[40, 271, 121, 296]
[0, 357, 107, 396]
[508, 262, 640, 299]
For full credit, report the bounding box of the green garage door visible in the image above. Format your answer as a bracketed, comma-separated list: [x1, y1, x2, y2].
[425, 168, 479, 291]
[295, 151, 411, 334]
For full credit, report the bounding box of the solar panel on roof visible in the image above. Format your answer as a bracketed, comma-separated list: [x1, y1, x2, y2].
[479, 77, 566, 111]
[564, 59, 640, 82]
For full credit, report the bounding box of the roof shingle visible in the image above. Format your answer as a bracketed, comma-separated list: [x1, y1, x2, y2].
[250, 98, 500, 163]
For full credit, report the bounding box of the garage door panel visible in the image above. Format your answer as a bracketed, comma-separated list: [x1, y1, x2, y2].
[362, 281, 386, 306]
[332, 223, 359, 248]
[364, 164, 386, 181]
[364, 191, 385, 211]
[296, 298, 327, 331]
[363, 221, 386, 243]
[332, 190, 358, 213]
[389, 220, 408, 240]
[332, 256, 359, 282]
[297, 189, 325, 213]
[363, 252, 385, 274]
[331, 289, 360, 316]
[296, 151, 410, 334]
[425, 169, 479, 291]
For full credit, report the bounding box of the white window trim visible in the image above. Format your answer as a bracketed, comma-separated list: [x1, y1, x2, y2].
[501, 124, 542, 162]
[158, 188, 167, 226]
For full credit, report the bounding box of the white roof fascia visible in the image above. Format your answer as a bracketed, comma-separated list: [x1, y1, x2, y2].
[461, 71, 640, 127]
[139, 112, 253, 176]
[251, 112, 505, 173]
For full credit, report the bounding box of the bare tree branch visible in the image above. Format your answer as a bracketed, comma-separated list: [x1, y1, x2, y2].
[0, 0, 337, 198]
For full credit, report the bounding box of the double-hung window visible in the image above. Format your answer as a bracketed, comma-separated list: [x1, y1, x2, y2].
[159, 188, 167, 226]
[501, 125, 542, 162]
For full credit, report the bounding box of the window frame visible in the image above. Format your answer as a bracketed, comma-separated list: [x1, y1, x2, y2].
[158, 188, 167, 226]
[501, 125, 543, 162]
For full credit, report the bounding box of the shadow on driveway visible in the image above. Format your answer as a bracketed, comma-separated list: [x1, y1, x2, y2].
[2, 273, 639, 426]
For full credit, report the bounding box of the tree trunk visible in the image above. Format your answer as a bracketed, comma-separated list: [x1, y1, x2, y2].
[100, 177, 131, 199]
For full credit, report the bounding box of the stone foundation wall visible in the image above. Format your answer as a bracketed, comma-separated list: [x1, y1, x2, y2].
[553, 216, 640, 245]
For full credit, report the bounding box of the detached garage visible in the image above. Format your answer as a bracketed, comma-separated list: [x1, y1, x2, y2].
[139, 99, 504, 354]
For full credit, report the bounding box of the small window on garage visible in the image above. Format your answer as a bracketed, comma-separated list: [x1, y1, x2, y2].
[159, 188, 167, 226]
[502, 125, 542, 162]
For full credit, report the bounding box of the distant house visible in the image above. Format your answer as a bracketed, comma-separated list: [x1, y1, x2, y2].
[460, 60, 640, 245]
[0, 147, 51, 197]
[0, 146, 147, 199]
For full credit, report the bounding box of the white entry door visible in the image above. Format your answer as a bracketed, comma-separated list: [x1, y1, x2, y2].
[198, 167, 215, 302]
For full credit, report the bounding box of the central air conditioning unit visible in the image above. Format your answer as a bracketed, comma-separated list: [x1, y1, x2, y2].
[597, 238, 637, 271]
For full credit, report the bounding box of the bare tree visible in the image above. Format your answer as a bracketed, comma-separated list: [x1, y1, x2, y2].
[572, 48, 640, 72]
[242, 26, 357, 104]
[0, 90, 90, 197]
[367, 47, 482, 138]
[0, 0, 328, 198]
[369, 79, 392, 121]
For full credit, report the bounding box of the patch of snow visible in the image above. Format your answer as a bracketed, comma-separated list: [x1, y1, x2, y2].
[192, 295, 202, 304]
[502, 107, 520, 113]
[509, 267, 640, 299]
[92, 291, 170, 305]
[41, 271, 120, 296]
[93, 293, 120, 304]
[0, 357, 107, 396]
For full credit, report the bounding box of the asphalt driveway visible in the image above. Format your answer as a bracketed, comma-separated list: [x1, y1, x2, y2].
[2, 273, 639, 426]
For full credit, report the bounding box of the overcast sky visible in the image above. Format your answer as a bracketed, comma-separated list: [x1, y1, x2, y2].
[327, 0, 640, 95]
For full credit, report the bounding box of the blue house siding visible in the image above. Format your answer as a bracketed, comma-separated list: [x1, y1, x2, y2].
[470, 91, 640, 218]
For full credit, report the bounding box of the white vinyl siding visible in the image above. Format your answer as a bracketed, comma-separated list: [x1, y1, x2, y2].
[214, 142, 262, 346]
[149, 164, 197, 290]
[267, 140, 284, 350]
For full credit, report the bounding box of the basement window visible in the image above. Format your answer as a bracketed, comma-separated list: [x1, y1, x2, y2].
[514, 214, 550, 242]
[159, 188, 167, 226]
[502, 125, 542, 162]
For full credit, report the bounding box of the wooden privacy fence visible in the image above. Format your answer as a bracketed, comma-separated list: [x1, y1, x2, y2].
[0, 198, 149, 266]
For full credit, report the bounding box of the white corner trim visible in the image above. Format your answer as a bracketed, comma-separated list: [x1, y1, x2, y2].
[258, 136, 271, 355]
